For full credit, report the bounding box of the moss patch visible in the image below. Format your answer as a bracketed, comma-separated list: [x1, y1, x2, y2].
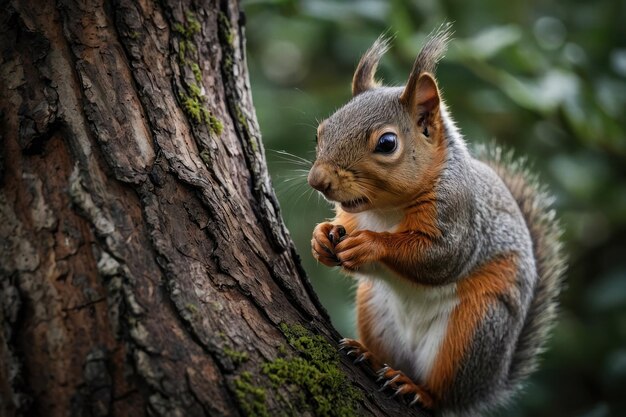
[199, 149, 211, 166]
[172, 13, 222, 135]
[190, 62, 202, 84]
[234, 371, 270, 417]
[224, 347, 249, 366]
[173, 12, 201, 39]
[261, 323, 361, 417]
[178, 87, 223, 135]
[185, 303, 199, 316]
[179, 91, 207, 124]
[235, 105, 249, 131]
[218, 12, 235, 45]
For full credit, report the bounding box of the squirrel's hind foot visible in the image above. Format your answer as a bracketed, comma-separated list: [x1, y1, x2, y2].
[339, 338, 434, 409]
[377, 366, 435, 409]
[339, 338, 384, 370]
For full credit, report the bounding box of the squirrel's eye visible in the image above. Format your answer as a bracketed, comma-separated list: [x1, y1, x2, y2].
[374, 132, 398, 154]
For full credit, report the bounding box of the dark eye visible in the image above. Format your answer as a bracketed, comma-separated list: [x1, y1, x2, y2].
[374, 132, 398, 154]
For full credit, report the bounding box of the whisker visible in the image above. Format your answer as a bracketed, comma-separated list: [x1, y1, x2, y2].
[270, 149, 312, 162]
[270, 159, 311, 168]
[275, 177, 308, 193]
[306, 187, 316, 204]
[276, 182, 311, 209]
[289, 186, 317, 211]
[294, 122, 320, 130]
[268, 149, 313, 168]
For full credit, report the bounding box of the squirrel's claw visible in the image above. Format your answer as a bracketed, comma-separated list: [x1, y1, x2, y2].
[380, 373, 401, 391]
[328, 225, 347, 245]
[390, 388, 403, 399]
[376, 366, 435, 409]
[338, 339, 349, 351]
[409, 394, 422, 407]
[377, 365, 391, 377]
[353, 353, 368, 364]
[338, 338, 385, 371]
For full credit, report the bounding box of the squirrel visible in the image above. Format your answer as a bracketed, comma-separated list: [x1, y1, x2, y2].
[308, 24, 566, 416]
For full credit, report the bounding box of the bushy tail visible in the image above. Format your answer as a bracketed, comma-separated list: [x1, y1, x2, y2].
[477, 145, 567, 388]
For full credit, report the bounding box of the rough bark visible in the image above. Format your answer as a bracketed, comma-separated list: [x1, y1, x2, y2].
[0, 1, 428, 416]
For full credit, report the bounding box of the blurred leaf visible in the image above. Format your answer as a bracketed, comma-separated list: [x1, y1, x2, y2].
[603, 349, 626, 382]
[576, 403, 610, 417]
[301, 0, 389, 23]
[464, 25, 522, 60]
[587, 270, 626, 312]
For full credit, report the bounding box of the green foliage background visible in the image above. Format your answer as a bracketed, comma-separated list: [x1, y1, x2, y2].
[242, 0, 626, 415]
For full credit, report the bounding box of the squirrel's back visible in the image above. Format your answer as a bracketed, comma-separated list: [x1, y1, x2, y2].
[476, 145, 566, 391]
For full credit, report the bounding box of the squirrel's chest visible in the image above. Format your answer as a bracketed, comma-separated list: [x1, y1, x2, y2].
[358, 277, 459, 383]
[351, 208, 458, 381]
[350, 209, 404, 233]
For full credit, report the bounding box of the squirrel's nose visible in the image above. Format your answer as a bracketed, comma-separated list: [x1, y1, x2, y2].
[308, 164, 332, 194]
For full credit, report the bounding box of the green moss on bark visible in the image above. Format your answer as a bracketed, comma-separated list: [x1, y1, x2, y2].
[218, 12, 235, 45]
[230, 323, 361, 416]
[224, 347, 249, 366]
[234, 372, 270, 417]
[173, 12, 201, 39]
[260, 323, 361, 417]
[190, 62, 202, 83]
[172, 13, 222, 135]
[178, 86, 223, 135]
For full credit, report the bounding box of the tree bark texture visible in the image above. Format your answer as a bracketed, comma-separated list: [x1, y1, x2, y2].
[0, 1, 428, 416]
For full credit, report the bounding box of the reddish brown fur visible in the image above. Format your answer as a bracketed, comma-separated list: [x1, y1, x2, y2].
[426, 255, 518, 400]
[374, 117, 447, 282]
[335, 209, 360, 234]
[356, 281, 393, 368]
[396, 129, 445, 238]
[330, 134, 445, 273]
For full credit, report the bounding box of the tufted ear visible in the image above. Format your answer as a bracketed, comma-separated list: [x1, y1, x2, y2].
[399, 24, 452, 116]
[400, 72, 440, 116]
[352, 35, 391, 96]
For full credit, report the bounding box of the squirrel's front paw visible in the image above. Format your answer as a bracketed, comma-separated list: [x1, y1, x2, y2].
[335, 230, 382, 271]
[311, 222, 342, 267]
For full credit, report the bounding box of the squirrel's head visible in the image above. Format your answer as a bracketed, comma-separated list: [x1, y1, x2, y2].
[308, 25, 452, 213]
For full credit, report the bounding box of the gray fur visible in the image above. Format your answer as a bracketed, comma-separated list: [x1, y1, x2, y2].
[352, 35, 392, 96]
[438, 146, 566, 416]
[476, 145, 567, 389]
[410, 22, 453, 76]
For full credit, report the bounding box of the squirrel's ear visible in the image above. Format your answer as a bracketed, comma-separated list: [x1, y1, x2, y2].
[352, 36, 391, 96]
[400, 72, 440, 114]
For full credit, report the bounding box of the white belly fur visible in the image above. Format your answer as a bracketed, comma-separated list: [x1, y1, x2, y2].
[352, 209, 459, 383]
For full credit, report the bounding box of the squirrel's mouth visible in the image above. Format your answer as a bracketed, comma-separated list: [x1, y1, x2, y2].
[340, 196, 369, 213]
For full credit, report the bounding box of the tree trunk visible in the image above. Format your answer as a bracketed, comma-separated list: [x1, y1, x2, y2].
[0, 1, 427, 416]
